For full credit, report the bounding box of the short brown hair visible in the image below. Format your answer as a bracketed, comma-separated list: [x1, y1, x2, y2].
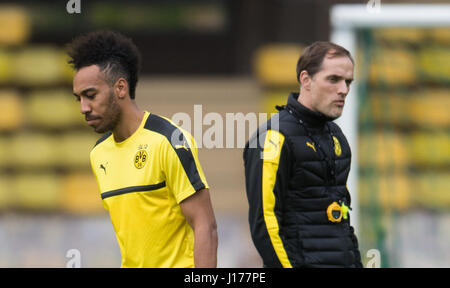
[296, 41, 354, 82]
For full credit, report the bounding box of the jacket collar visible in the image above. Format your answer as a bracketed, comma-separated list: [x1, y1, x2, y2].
[285, 92, 335, 127]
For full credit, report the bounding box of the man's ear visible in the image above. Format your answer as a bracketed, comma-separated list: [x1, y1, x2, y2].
[115, 78, 129, 99]
[299, 70, 312, 91]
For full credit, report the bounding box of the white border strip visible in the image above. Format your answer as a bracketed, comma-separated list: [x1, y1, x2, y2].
[331, 4, 450, 28]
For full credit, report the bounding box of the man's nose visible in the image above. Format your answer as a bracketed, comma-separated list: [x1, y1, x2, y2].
[80, 97, 91, 114]
[338, 80, 349, 96]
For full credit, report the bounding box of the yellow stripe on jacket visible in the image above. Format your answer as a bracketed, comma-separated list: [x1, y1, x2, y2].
[262, 130, 292, 268]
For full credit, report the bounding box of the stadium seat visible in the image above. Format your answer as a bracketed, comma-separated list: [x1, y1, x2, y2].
[10, 133, 58, 168]
[12, 173, 61, 210]
[0, 90, 24, 131]
[60, 173, 104, 215]
[25, 89, 84, 128]
[373, 28, 425, 44]
[0, 49, 13, 83]
[0, 137, 11, 168]
[358, 132, 408, 169]
[0, 6, 30, 46]
[56, 132, 98, 169]
[411, 132, 450, 167]
[14, 46, 66, 86]
[359, 172, 410, 211]
[59, 50, 76, 84]
[263, 90, 291, 114]
[362, 91, 450, 128]
[428, 27, 450, 45]
[419, 47, 450, 82]
[408, 90, 450, 127]
[412, 173, 450, 210]
[253, 43, 303, 87]
[369, 47, 417, 86]
[0, 176, 12, 210]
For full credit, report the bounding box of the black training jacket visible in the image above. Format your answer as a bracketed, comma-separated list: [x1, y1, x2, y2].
[243, 92, 362, 268]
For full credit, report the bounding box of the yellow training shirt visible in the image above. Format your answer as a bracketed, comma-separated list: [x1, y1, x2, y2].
[90, 111, 209, 268]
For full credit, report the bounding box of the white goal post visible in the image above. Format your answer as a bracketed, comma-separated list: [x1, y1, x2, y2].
[330, 4, 450, 235]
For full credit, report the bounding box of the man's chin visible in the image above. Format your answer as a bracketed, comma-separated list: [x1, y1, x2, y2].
[323, 111, 342, 121]
[327, 108, 344, 120]
[93, 125, 109, 134]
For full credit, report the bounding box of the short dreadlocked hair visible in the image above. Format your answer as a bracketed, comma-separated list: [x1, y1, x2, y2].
[67, 30, 141, 99]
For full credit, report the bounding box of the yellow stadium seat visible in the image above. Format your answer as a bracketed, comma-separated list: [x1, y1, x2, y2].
[26, 89, 84, 128]
[419, 46, 450, 81]
[369, 48, 417, 86]
[360, 131, 450, 168]
[412, 173, 450, 210]
[373, 28, 425, 44]
[358, 132, 408, 169]
[0, 176, 12, 210]
[61, 173, 104, 215]
[0, 49, 14, 83]
[254, 43, 303, 87]
[380, 173, 410, 211]
[59, 49, 76, 84]
[12, 173, 61, 210]
[408, 90, 450, 127]
[360, 172, 450, 211]
[0, 137, 11, 168]
[359, 172, 411, 211]
[0, 90, 24, 131]
[0, 6, 30, 45]
[10, 133, 58, 168]
[56, 132, 98, 169]
[364, 91, 450, 128]
[13, 46, 66, 86]
[428, 27, 450, 46]
[411, 132, 450, 166]
[367, 93, 410, 125]
[262, 90, 291, 114]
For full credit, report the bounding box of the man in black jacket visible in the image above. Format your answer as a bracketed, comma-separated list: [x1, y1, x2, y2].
[243, 41, 362, 268]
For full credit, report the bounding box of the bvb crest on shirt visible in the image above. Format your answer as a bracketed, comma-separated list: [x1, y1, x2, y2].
[134, 144, 148, 169]
[332, 136, 342, 157]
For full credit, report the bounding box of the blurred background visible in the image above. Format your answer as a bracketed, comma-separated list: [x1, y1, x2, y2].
[0, 0, 448, 267]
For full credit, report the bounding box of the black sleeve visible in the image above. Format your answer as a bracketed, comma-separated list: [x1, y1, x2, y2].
[243, 129, 294, 268]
